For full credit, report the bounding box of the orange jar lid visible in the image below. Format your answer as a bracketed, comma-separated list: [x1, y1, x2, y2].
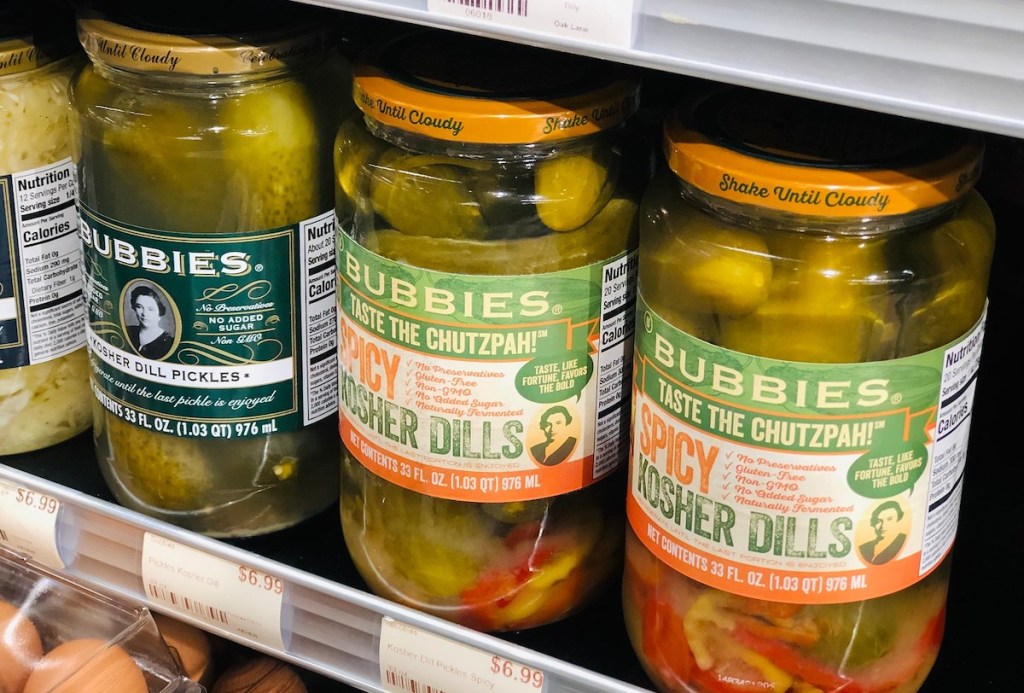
[353, 30, 640, 145]
[665, 88, 983, 218]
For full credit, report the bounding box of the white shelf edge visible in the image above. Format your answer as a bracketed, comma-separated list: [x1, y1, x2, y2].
[0, 463, 652, 693]
[294, 0, 1024, 139]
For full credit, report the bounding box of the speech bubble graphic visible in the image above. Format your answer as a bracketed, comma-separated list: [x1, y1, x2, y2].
[848, 444, 927, 498]
[516, 352, 593, 403]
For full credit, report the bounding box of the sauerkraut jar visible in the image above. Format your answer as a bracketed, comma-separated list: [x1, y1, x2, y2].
[336, 29, 648, 631]
[626, 86, 995, 692]
[71, 2, 353, 536]
[0, 1, 91, 455]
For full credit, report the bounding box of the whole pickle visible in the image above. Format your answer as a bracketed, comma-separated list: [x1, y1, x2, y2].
[365, 196, 638, 274]
[720, 231, 895, 362]
[535, 146, 615, 232]
[92, 90, 226, 232]
[643, 193, 772, 318]
[369, 149, 488, 239]
[220, 80, 320, 229]
[103, 416, 212, 511]
[896, 192, 995, 354]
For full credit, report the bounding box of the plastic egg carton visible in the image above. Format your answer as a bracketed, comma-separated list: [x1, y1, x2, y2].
[0, 545, 202, 693]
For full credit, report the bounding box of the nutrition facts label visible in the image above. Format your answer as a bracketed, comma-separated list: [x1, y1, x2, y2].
[921, 313, 985, 572]
[0, 159, 84, 368]
[594, 251, 637, 478]
[300, 210, 339, 424]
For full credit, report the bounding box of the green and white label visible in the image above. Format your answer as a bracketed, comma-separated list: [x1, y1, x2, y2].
[338, 236, 635, 502]
[81, 205, 337, 438]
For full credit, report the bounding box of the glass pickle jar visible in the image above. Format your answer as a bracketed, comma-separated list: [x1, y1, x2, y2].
[1, 1, 91, 455]
[625, 87, 995, 693]
[336, 29, 648, 631]
[72, 1, 353, 536]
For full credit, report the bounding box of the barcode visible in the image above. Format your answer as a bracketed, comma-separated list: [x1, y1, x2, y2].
[445, 0, 528, 17]
[385, 668, 449, 693]
[148, 583, 229, 624]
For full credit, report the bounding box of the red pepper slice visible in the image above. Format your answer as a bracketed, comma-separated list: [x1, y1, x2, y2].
[640, 597, 694, 688]
[731, 624, 862, 692]
[457, 542, 561, 630]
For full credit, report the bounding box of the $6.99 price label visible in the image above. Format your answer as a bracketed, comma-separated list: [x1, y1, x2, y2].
[380, 618, 546, 693]
[0, 480, 64, 569]
[142, 533, 285, 649]
[238, 564, 284, 595]
[491, 655, 544, 688]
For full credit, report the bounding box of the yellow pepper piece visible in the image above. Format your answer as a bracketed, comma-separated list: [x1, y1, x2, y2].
[683, 591, 737, 670]
[737, 647, 796, 692]
[496, 585, 549, 626]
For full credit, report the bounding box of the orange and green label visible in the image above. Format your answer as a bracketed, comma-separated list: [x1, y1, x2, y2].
[338, 236, 635, 502]
[627, 293, 985, 604]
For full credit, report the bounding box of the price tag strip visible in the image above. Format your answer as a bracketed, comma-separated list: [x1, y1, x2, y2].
[0, 479, 64, 569]
[380, 617, 545, 693]
[141, 533, 285, 649]
[427, 0, 634, 48]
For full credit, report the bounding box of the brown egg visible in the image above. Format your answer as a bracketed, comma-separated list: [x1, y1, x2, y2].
[22, 638, 148, 693]
[0, 599, 43, 693]
[212, 656, 307, 693]
[153, 612, 213, 685]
